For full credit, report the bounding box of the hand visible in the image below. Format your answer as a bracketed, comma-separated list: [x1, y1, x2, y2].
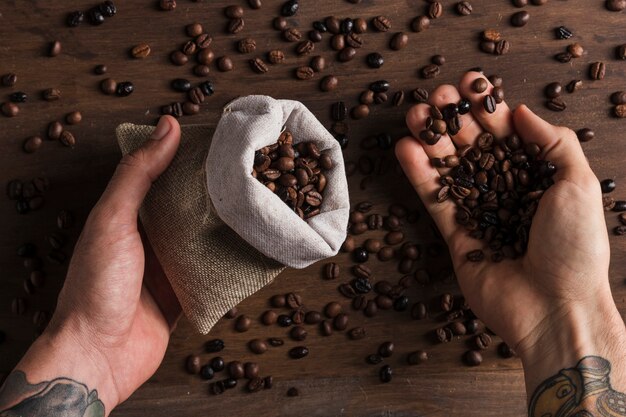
[396, 71, 625, 394]
[12, 116, 182, 413]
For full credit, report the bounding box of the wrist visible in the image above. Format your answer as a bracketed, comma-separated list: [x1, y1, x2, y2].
[517, 285, 626, 398]
[14, 319, 119, 415]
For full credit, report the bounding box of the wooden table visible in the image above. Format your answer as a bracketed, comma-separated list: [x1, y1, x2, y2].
[1, 1, 625, 415]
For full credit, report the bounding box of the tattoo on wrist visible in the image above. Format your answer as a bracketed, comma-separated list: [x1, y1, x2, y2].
[529, 356, 626, 417]
[0, 370, 105, 417]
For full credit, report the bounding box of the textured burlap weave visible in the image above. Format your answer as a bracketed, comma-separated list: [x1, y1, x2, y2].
[116, 96, 349, 334]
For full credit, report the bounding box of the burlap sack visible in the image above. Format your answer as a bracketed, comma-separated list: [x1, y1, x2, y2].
[116, 95, 349, 334]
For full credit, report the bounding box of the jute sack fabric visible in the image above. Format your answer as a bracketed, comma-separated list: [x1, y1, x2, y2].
[116, 95, 349, 334]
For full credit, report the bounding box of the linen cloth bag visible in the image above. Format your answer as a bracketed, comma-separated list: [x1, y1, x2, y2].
[116, 95, 350, 334]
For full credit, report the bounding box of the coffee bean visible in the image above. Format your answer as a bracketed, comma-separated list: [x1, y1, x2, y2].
[411, 15, 430, 32]
[289, 346, 309, 359]
[42, 88, 61, 101]
[205, 338, 225, 353]
[196, 48, 214, 65]
[23, 136, 43, 153]
[412, 88, 429, 103]
[613, 201, 626, 212]
[333, 313, 349, 330]
[510, 10, 529, 27]
[440, 293, 454, 312]
[576, 128, 594, 142]
[281, 0, 298, 16]
[611, 91, 626, 105]
[385, 231, 404, 245]
[353, 17, 367, 33]
[390, 32, 408, 50]
[1, 102, 18, 117]
[617, 44, 626, 60]
[544, 82, 562, 99]
[324, 301, 342, 318]
[296, 40, 315, 56]
[247, 377, 265, 392]
[66, 10, 84, 27]
[320, 75, 338, 92]
[456, 1, 473, 15]
[379, 365, 392, 383]
[372, 16, 391, 32]
[186, 23, 204, 38]
[348, 326, 366, 340]
[286, 387, 299, 397]
[378, 342, 394, 358]
[227, 17, 245, 34]
[338, 47, 356, 62]
[546, 97, 566, 112]
[393, 296, 409, 311]
[408, 350, 428, 365]
[464, 350, 483, 366]
[186, 355, 201, 374]
[615, 105, 626, 118]
[483, 95, 497, 114]
[250, 58, 269, 74]
[210, 356, 225, 372]
[295, 66, 315, 80]
[66, 111, 82, 125]
[475, 332, 492, 350]
[235, 314, 251, 332]
[249, 339, 268, 354]
[285, 292, 302, 309]
[100, 78, 117, 95]
[590, 62, 606, 80]
[366, 354, 382, 365]
[601, 179, 616, 194]
[116, 82, 134, 97]
[364, 299, 378, 317]
[421, 64, 440, 79]
[497, 342, 516, 358]
[217, 56, 234, 72]
[277, 314, 292, 327]
[324, 262, 340, 280]
[200, 365, 214, 380]
[351, 104, 369, 119]
[224, 5, 244, 18]
[131, 43, 151, 59]
[260, 310, 277, 325]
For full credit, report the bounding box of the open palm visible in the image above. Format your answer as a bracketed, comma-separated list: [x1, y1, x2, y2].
[396, 71, 610, 356]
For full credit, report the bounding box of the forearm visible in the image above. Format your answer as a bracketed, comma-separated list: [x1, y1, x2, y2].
[519, 286, 626, 416]
[0, 327, 118, 417]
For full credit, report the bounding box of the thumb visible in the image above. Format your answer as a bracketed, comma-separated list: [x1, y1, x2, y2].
[513, 105, 591, 182]
[96, 116, 181, 226]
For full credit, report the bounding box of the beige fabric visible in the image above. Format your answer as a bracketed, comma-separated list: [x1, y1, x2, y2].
[207, 96, 350, 268]
[116, 123, 284, 334]
[115, 96, 349, 334]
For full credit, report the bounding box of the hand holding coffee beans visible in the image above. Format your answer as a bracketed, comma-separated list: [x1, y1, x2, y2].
[252, 130, 332, 220]
[396, 72, 614, 383]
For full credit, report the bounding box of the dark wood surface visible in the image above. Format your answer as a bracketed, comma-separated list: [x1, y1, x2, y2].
[1, 1, 625, 416]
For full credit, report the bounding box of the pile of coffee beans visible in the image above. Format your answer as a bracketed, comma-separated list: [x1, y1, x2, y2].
[252, 130, 333, 220]
[434, 127, 556, 261]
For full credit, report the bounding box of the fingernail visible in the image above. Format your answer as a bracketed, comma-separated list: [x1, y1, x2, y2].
[151, 117, 172, 140]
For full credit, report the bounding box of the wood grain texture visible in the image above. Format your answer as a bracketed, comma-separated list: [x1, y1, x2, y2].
[0, 1, 624, 416]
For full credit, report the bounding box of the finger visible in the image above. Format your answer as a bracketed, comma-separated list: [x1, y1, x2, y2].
[395, 136, 457, 242]
[96, 116, 181, 226]
[406, 103, 456, 167]
[458, 71, 514, 139]
[395, 137, 478, 262]
[513, 105, 593, 182]
[428, 84, 483, 146]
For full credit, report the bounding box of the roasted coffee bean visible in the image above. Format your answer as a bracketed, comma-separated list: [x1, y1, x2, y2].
[351, 104, 370, 119]
[186, 355, 201, 374]
[210, 356, 225, 372]
[555, 26, 573, 40]
[247, 377, 265, 392]
[277, 313, 293, 326]
[100, 78, 117, 95]
[413, 88, 429, 103]
[42, 88, 61, 101]
[364, 300, 378, 317]
[546, 97, 566, 112]
[378, 342, 394, 358]
[348, 326, 366, 340]
[307, 56, 325, 73]
[100, 1, 118, 18]
[195, 33, 213, 49]
[483, 95, 497, 114]
[407, 350, 428, 365]
[428, 2, 443, 19]
[475, 332, 492, 350]
[440, 293, 454, 312]
[295, 66, 314, 80]
[366, 52, 384, 69]
[217, 56, 234, 72]
[366, 354, 383, 365]
[250, 58, 269, 74]
[281, 0, 298, 16]
[393, 296, 409, 311]
[206, 339, 225, 353]
[235, 314, 251, 332]
[65, 111, 82, 125]
[613, 201, 626, 212]
[544, 82, 562, 99]
[224, 5, 244, 18]
[573, 128, 594, 143]
[261, 310, 278, 325]
[390, 32, 408, 50]
[338, 47, 356, 62]
[324, 262, 340, 280]
[333, 313, 349, 330]
[611, 91, 626, 105]
[87, 7, 105, 25]
[456, 1, 473, 15]
[67, 11, 84, 27]
[601, 179, 616, 194]
[200, 365, 215, 380]
[23, 136, 43, 153]
[472, 78, 488, 94]
[289, 346, 309, 359]
[617, 44, 626, 60]
[590, 62, 606, 80]
[372, 15, 391, 32]
[227, 17, 245, 34]
[249, 339, 268, 354]
[116, 82, 134, 97]
[498, 342, 516, 358]
[11, 297, 27, 315]
[510, 10, 529, 27]
[606, 0, 626, 10]
[8, 91, 27, 104]
[131, 43, 151, 59]
[421, 64, 440, 79]
[59, 131, 75, 147]
[379, 365, 392, 383]
[1, 102, 19, 117]
[464, 350, 483, 366]
[370, 80, 390, 93]
[320, 75, 338, 92]
[411, 15, 430, 32]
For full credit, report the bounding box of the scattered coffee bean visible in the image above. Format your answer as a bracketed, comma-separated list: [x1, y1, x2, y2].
[464, 350, 483, 366]
[411, 15, 430, 32]
[379, 365, 392, 383]
[235, 314, 251, 332]
[249, 339, 268, 354]
[555, 26, 573, 40]
[23, 136, 43, 153]
[218, 56, 234, 72]
[483, 95, 497, 113]
[247, 377, 265, 392]
[287, 387, 299, 397]
[289, 346, 309, 359]
[205, 338, 225, 353]
[601, 179, 616, 194]
[1, 102, 19, 117]
[456, 1, 473, 15]
[116, 82, 134, 97]
[66, 111, 82, 125]
[546, 97, 566, 112]
[372, 16, 391, 32]
[131, 43, 151, 59]
[498, 342, 516, 358]
[390, 32, 408, 50]
[606, 0, 626, 11]
[378, 342, 394, 358]
[589, 62, 606, 80]
[421, 64, 440, 79]
[351, 104, 370, 119]
[544, 82, 562, 99]
[472, 78, 488, 94]
[407, 350, 428, 365]
[348, 326, 366, 340]
[511, 11, 529, 27]
[577, 128, 595, 142]
[101, 78, 117, 95]
[42, 88, 61, 101]
[200, 365, 215, 380]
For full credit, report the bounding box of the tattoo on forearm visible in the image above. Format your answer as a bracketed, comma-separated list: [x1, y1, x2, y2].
[0, 370, 105, 417]
[529, 356, 626, 417]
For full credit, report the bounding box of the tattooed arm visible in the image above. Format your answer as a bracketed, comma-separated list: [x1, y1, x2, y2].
[0, 116, 182, 416]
